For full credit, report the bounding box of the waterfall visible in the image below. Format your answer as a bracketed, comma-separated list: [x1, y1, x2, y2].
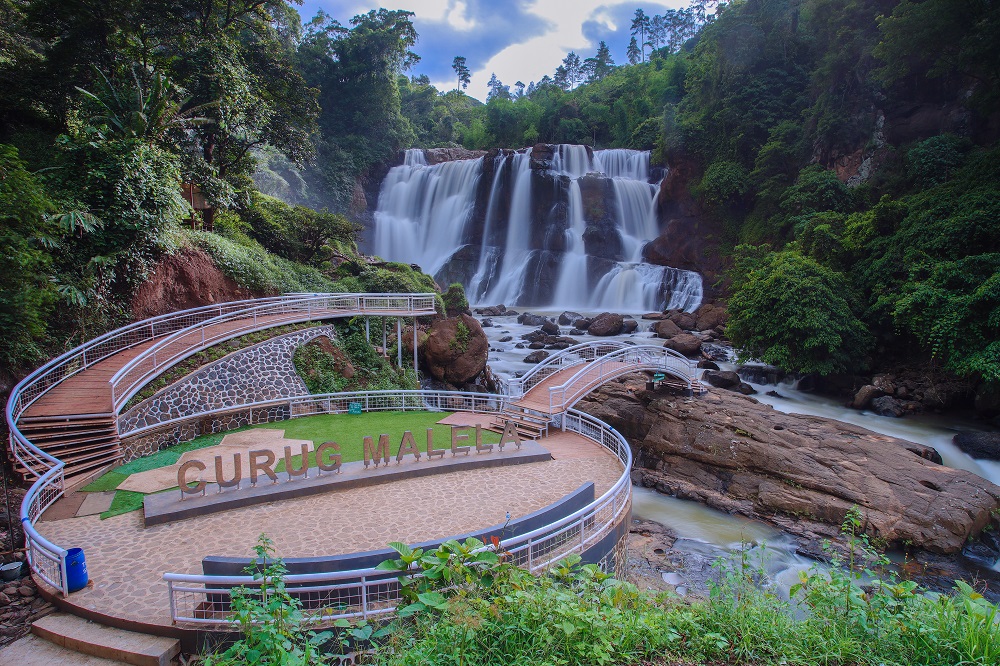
[480, 153, 533, 305]
[373, 149, 482, 276]
[373, 145, 703, 312]
[551, 179, 589, 307]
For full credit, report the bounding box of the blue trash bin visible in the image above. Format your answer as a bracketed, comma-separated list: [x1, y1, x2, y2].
[65, 547, 88, 592]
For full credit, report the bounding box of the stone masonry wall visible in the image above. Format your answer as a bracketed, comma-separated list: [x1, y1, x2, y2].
[118, 325, 334, 435]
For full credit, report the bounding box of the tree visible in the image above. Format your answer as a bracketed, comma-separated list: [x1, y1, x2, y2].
[486, 72, 510, 101]
[514, 80, 525, 98]
[627, 36, 641, 65]
[583, 41, 615, 82]
[561, 51, 583, 89]
[630, 9, 651, 62]
[727, 247, 873, 375]
[452, 55, 471, 90]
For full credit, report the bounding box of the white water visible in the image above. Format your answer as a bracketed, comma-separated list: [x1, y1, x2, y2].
[373, 149, 482, 276]
[373, 145, 703, 312]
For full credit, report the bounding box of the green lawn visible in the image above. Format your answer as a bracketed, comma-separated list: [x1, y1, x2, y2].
[83, 411, 501, 518]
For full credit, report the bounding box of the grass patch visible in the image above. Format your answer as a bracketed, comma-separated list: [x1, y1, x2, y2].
[81, 470, 128, 493]
[99, 490, 146, 519]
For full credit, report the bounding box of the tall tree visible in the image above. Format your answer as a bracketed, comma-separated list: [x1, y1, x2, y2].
[627, 36, 641, 65]
[630, 9, 651, 62]
[452, 55, 471, 90]
[584, 40, 615, 82]
[486, 72, 510, 101]
[514, 80, 525, 98]
[561, 51, 583, 89]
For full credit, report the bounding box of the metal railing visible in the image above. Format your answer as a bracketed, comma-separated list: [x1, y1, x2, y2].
[119, 390, 508, 439]
[500, 341, 634, 398]
[6, 293, 436, 596]
[109, 293, 437, 410]
[163, 406, 631, 626]
[547, 344, 697, 412]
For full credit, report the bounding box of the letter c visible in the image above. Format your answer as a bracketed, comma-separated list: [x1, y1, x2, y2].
[178, 459, 207, 495]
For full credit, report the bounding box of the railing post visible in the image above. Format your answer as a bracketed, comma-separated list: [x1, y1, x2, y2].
[361, 577, 369, 618]
[167, 580, 177, 622]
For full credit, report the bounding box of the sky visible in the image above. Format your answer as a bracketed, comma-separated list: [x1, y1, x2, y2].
[297, 0, 689, 101]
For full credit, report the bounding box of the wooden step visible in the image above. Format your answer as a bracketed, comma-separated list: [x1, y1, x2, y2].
[25, 432, 119, 452]
[492, 415, 545, 433]
[19, 413, 115, 425]
[17, 424, 117, 440]
[32, 613, 180, 666]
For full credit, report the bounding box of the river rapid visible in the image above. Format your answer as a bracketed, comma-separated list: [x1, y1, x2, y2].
[475, 308, 1000, 592]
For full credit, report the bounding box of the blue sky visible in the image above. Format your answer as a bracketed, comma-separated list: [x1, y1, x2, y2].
[296, 1, 688, 101]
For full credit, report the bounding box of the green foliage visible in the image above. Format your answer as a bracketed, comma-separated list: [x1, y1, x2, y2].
[237, 192, 359, 266]
[441, 283, 469, 316]
[204, 535, 337, 666]
[905, 134, 970, 188]
[0, 144, 56, 369]
[449, 321, 471, 354]
[294, 322, 418, 393]
[727, 248, 873, 375]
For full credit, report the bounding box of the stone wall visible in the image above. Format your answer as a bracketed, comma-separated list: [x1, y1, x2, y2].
[118, 326, 334, 435]
[120, 405, 290, 463]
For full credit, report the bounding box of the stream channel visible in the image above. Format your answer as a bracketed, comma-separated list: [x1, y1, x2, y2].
[475, 309, 1000, 596]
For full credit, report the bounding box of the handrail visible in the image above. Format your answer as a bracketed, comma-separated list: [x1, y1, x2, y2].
[501, 340, 633, 398]
[6, 292, 436, 596]
[162, 405, 632, 625]
[119, 390, 507, 438]
[109, 293, 437, 410]
[547, 344, 696, 412]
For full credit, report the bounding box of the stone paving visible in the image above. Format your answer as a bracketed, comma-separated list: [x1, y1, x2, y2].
[35, 431, 622, 627]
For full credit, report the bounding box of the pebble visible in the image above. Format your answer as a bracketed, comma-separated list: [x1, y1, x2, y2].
[0, 592, 9, 606]
[16, 586, 32, 597]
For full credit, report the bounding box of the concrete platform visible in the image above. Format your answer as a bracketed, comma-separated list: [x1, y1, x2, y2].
[143, 439, 551, 526]
[31, 613, 179, 666]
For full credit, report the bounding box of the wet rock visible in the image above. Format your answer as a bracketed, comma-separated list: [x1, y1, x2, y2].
[704, 370, 741, 389]
[524, 350, 550, 364]
[621, 318, 638, 334]
[666, 310, 698, 331]
[517, 313, 549, 327]
[642, 312, 668, 320]
[587, 312, 624, 336]
[558, 311, 583, 325]
[569, 328, 587, 336]
[546, 342, 572, 350]
[872, 374, 897, 395]
[498, 335, 512, 343]
[737, 364, 785, 385]
[962, 540, 1000, 569]
[578, 380, 1000, 554]
[527, 342, 545, 350]
[697, 360, 720, 370]
[480, 318, 494, 328]
[871, 395, 906, 418]
[475, 304, 507, 317]
[540, 320, 560, 336]
[574, 317, 593, 330]
[654, 319, 682, 339]
[663, 333, 701, 356]
[737, 382, 758, 395]
[694, 303, 727, 331]
[953, 432, 1000, 461]
[853, 385, 884, 410]
[700, 342, 733, 362]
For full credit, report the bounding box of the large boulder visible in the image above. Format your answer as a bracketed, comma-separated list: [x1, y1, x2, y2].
[420, 314, 488, 385]
[518, 313, 549, 327]
[621, 318, 639, 334]
[540, 320, 560, 335]
[871, 395, 906, 418]
[577, 380, 1000, 554]
[663, 333, 701, 356]
[558, 311, 583, 325]
[953, 432, 1000, 461]
[588, 312, 624, 336]
[666, 310, 698, 331]
[852, 385, 884, 410]
[654, 319, 682, 339]
[524, 350, 550, 364]
[704, 370, 741, 389]
[694, 303, 727, 331]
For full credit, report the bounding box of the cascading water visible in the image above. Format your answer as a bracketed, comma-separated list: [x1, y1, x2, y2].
[373, 145, 703, 312]
[373, 149, 482, 276]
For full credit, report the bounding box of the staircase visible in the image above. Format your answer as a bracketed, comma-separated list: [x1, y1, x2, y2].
[14, 414, 121, 483]
[488, 405, 551, 440]
[30, 613, 180, 666]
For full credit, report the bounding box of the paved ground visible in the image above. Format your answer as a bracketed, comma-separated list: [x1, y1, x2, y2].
[0, 634, 128, 665]
[35, 430, 622, 627]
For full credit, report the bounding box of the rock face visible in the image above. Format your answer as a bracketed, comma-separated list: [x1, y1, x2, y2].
[420, 314, 488, 385]
[577, 379, 1000, 554]
[588, 312, 624, 336]
[422, 147, 488, 164]
[131, 249, 257, 319]
[654, 319, 682, 339]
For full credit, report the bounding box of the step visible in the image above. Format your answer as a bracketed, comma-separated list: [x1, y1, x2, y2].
[492, 416, 545, 434]
[17, 425, 117, 440]
[31, 613, 180, 666]
[0, 633, 133, 666]
[19, 413, 115, 425]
